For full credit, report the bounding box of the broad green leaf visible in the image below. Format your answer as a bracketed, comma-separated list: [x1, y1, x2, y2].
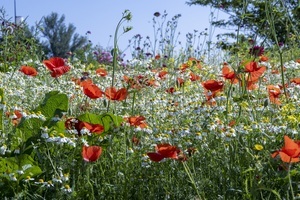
[0, 154, 42, 181]
[0, 157, 18, 175]
[78, 112, 124, 132]
[35, 90, 69, 119]
[17, 117, 44, 140]
[51, 120, 67, 134]
[16, 154, 42, 180]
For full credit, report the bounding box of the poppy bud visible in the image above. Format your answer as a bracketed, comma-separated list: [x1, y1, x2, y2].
[263, 99, 269, 107]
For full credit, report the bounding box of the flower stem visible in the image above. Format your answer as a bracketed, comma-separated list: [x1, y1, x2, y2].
[182, 161, 203, 200]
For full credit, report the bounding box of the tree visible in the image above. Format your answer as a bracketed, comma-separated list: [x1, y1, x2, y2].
[40, 12, 87, 57]
[186, 0, 300, 48]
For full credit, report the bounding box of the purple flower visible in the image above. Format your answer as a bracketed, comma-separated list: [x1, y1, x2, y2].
[249, 46, 264, 57]
[278, 42, 284, 47]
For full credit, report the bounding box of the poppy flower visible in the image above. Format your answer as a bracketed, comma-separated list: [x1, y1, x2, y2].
[259, 55, 269, 62]
[166, 87, 176, 94]
[104, 87, 128, 101]
[202, 80, 224, 92]
[272, 135, 300, 163]
[222, 63, 238, 84]
[83, 82, 102, 99]
[189, 72, 201, 82]
[155, 54, 161, 60]
[244, 61, 266, 81]
[201, 80, 224, 105]
[43, 57, 70, 78]
[20, 66, 37, 76]
[79, 122, 104, 134]
[7, 110, 23, 126]
[65, 118, 104, 135]
[82, 145, 102, 162]
[126, 116, 147, 128]
[239, 78, 260, 91]
[147, 143, 181, 162]
[290, 78, 300, 85]
[188, 57, 202, 69]
[267, 85, 281, 105]
[95, 68, 108, 77]
[132, 136, 140, 145]
[176, 77, 185, 87]
[158, 70, 168, 79]
[123, 75, 151, 89]
[180, 63, 189, 72]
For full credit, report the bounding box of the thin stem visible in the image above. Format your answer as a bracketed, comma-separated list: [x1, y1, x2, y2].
[288, 163, 295, 199]
[182, 161, 202, 200]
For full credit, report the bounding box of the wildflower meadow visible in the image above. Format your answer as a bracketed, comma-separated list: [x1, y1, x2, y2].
[1, 7, 300, 200]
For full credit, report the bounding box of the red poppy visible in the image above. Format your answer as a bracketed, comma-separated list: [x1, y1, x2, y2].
[123, 75, 149, 89]
[188, 57, 202, 69]
[222, 63, 238, 84]
[243, 79, 259, 90]
[79, 122, 104, 134]
[125, 116, 147, 128]
[290, 78, 300, 85]
[104, 87, 128, 101]
[132, 136, 140, 145]
[8, 110, 23, 126]
[177, 77, 185, 87]
[202, 80, 224, 92]
[95, 68, 108, 77]
[267, 85, 281, 105]
[190, 72, 201, 82]
[65, 118, 104, 135]
[158, 70, 168, 79]
[244, 61, 266, 81]
[166, 87, 176, 94]
[180, 63, 189, 72]
[155, 54, 161, 60]
[201, 80, 224, 105]
[259, 55, 269, 62]
[83, 82, 102, 99]
[147, 143, 181, 162]
[43, 57, 70, 78]
[20, 66, 37, 76]
[272, 135, 300, 163]
[82, 145, 102, 162]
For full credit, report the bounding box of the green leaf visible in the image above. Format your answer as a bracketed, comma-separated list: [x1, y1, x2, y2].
[17, 117, 44, 140]
[77, 112, 124, 132]
[0, 154, 42, 181]
[16, 154, 42, 180]
[35, 90, 69, 119]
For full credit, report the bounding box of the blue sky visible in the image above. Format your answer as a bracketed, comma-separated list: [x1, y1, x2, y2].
[1, 0, 229, 58]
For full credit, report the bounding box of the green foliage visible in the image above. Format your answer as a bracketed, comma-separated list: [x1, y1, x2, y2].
[0, 8, 44, 73]
[40, 12, 88, 57]
[34, 91, 68, 119]
[187, 0, 300, 48]
[77, 112, 124, 132]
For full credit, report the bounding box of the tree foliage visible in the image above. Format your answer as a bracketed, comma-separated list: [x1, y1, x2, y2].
[186, 0, 300, 47]
[40, 12, 88, 57]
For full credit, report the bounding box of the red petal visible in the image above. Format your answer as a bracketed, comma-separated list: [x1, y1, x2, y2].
[83, 84, 102, 99]
[82, 146, 102, 162]
[147, 152, 165, 162]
